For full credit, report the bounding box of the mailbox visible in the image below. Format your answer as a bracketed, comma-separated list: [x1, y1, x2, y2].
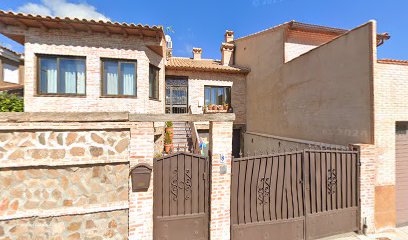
[130, 163, 152, 192]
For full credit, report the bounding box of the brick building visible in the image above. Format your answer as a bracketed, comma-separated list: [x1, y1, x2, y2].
[0, 9, 408, 239]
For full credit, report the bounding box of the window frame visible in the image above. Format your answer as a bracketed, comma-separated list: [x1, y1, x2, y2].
[149, 64, 160, 100]
[36, 54, 87, 96]
[101, 58, 138, 98]
[204, 85, 232, 106]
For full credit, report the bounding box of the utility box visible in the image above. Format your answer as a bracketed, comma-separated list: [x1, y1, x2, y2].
[130, 163, 152, 192]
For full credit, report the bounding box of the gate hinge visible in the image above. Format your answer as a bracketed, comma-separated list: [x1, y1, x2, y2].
[358, 161, 362, 167]
[203, 172, 206, 180]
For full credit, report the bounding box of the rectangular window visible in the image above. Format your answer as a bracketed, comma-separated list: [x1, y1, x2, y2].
[149, 64, 159, 99]
[3, 63, 19, 84]
[102, 59, 137, 97]
[38, 55, 86, 95]
[204, 86, 231, 105]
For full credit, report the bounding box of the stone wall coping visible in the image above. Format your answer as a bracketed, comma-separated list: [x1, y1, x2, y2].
[0, 158, 129, 169]
[0, 112, 235, 122]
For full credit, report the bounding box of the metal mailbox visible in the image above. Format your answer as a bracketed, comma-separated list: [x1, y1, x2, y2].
[130, 163, 152, 192]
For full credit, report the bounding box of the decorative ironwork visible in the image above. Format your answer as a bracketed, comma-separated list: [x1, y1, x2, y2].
[184, 169, 192, 200]
[171, 169, 179, 201]
[170, 169, 193, 201]
[327, 169, 337, 195]
[257, 178, 270, 205]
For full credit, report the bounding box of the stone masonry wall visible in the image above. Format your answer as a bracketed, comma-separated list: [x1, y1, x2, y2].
[23, 28, 165, 113]
[0, 210, 128, 240]
[0, 127, 130, 239]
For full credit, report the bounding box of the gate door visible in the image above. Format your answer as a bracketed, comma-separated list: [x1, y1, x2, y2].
[304, 150, 359, 239]
[231, 149, 360, 240]
[154, 152, 209, 240]
[231, 151, 305, 240]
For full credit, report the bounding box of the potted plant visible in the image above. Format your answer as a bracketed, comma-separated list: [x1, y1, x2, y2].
[223, 103, 229, 110]
[165, 121, 174, 138]
[164, 131, 172, 154]
[217, 105, 223, 111]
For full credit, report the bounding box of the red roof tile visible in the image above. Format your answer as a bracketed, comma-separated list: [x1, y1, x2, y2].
[166, 57, 250, 74]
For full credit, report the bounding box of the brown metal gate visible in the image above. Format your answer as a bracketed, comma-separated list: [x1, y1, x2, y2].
[153, 152, 210, 240]
[231, 149, 360, 240]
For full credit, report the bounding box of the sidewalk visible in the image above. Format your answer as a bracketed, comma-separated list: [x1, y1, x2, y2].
[318, 226, 408, 240]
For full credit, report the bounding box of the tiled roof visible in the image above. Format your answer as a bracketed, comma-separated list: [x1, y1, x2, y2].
[0, 10, 164, 43]
[166, 57, 250, 74]
[378, 59, 408, 65]
[0, 45, 22, 57]
[234, 20, 390, 45]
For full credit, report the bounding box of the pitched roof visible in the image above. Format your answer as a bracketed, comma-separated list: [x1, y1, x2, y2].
[378, 59, 408, 65]
[166, 57, 250, 74]
[0, 10, 164, 44]
[234, 20, 390, 46]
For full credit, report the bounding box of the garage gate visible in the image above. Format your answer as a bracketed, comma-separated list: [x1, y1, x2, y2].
[231, 149, 360, 240]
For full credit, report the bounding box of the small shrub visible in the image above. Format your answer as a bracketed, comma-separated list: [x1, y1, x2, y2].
[164, 131, 172, 144]
[165, 121, 173, 128]
[0, 92, 23, 112]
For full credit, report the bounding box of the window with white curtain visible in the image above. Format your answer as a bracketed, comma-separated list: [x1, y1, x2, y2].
[3, 63, 19, 84]
[102, 59, 137, 97]
[38, 55, 86, 95]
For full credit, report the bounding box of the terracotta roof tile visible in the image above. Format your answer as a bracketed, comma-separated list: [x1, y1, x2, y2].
[0, 10, 164, 41]
[378, 59, 408, 65]
[166, 57, 250, 74]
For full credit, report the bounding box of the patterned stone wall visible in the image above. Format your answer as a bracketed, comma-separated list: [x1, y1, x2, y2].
[0, 164, 128, 217]
[0, 130, 129, 166]
[0, 210, 128, 240]
[0, 128, 130, 239]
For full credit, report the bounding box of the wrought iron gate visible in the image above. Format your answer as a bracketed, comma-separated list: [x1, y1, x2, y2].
[231, 149, 360, 240]
[153, 152, 210, 240]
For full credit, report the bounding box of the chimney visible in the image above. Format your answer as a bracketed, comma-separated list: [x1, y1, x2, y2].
[221, 43, 234, 66]
[165, 35, 173, 59]
[225, 30, 234, 42]
[192, 48, 202, 60]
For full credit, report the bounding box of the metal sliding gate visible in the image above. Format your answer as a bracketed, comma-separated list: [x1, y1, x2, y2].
[153, 152, 210, 240]
[231, 149, 360, 240]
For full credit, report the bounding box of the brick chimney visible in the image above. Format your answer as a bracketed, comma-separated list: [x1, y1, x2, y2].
[192, 48, 202, 60]
[225, 30, 234, 42]
[221, 43, 234, 66]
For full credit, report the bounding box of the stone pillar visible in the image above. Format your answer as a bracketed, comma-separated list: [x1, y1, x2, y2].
[209, 121, 233, 239]
[354, 144, 377, 234]
[129, 122, 154, 240]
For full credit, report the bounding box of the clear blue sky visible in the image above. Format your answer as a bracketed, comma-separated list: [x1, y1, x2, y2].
[0, 0, 407, 60]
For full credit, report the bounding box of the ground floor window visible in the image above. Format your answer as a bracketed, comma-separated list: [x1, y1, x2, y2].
[204, 86, 231, 106]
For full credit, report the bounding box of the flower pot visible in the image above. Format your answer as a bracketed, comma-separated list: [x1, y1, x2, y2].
[165, 127, 174, 138]
[223, 105, 228, 110]
[218, 105, 223, 110]
[164, 144, 172, 154]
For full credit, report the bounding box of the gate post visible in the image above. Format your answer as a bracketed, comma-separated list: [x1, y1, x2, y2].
[209, 121, 233, 239]
[129, 122, 155, 240]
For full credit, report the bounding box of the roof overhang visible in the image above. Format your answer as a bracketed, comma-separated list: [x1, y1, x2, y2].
[0, 10, 165, 49]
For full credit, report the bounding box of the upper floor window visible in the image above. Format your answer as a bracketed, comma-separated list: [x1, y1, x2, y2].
[3, 63, 19, 84]
[38, 55, 86, 95]
[204, 86, 231, 106]
[102, 59, 137, 97]
[149, 64, 159, 100]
